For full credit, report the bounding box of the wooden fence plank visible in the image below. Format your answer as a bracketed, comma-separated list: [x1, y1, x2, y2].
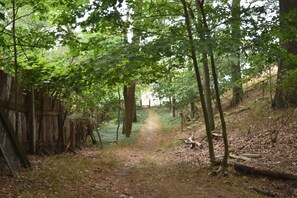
[0, 105, 31, 169]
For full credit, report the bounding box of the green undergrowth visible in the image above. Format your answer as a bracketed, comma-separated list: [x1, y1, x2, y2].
[154, 106, 182, 148]
[154, 106, 180, 133]
[97, 108, 148, 145]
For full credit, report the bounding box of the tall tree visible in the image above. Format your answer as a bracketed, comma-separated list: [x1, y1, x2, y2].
[180, 0, 216, 166]
[273, 0, 297, 108]
[196, 0, 229, 171]
[12, 0, 19, 134]
[188, 3, 215, 131]
[230, 0, 243, 107]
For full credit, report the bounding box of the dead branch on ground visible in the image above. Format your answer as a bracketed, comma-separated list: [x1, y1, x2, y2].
[183, 133, 202, 149]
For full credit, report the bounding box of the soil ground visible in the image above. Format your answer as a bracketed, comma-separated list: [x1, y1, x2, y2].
[0, 108, 296, 197]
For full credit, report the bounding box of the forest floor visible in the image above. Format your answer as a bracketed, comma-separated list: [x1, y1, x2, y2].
[0, 107, 297, 198]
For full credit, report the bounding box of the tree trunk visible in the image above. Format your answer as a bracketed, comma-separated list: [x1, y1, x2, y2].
[172, 96, 176, 118]
[202, 53, 215, 131]
[122, 81, 136, 137]
[116, 87, 121, 142]
[180, 0, 216, 166]
[188, 3, 215, 131]
[12, 0, 19, 135]
[190, 102, 196, 118]
[273, 0, 297, 108]
[230, 0, 243, 107]
[197, 0, 229, 170]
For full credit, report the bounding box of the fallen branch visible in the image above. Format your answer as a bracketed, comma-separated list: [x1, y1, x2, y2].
[184, 133, 202, 149]
[241, 153, 262, 159]
[230, 154, 251, 161]
[212, 132, 222, 139]
[248, 187, 276, 197]
[233, 162, 297, 181]
[226, 107, 250, 116]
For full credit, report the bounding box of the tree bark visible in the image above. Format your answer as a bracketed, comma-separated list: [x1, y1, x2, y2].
[12, 0, 19, 135]
[188, 4, 215, 131]
[230, 0, 243, 107]
[196, 0, 229, 170]
[116, 87, 121, 142]
[122, 81, 136, 137]
[273, 0, 297, 108]
[180, 0, 216, 165]
[172, 96, 176, 118]
[202, 53, 215, 131]
[190, 102, 196, 118]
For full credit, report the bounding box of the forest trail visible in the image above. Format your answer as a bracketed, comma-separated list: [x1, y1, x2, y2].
[137, 108, 161, 151]
[115, 108, 167, 168]
[81, 108, 266, 198]
[1, 108, 293, 197]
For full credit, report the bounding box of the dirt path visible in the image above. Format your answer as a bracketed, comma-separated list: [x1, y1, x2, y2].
[116, 109, 165, 168]
[1, 108, 294, 197]
[137, 108, 161, 150]
[85, 109, 268, 198]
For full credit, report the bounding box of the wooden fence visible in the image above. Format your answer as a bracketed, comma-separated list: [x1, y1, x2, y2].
[0, 70, 95, 154]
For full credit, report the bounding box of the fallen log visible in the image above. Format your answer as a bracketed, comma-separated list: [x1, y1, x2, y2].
[248, 187, 276, 197]
[226, 107, 250, 116]
[233, 162, 297, 181]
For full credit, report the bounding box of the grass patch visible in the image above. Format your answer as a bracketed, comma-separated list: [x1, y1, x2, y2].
[154, 106, 182, 148]
[97, 108, 148, 145]
[154, 106, 180, 132]
[161, 139, 182, 148]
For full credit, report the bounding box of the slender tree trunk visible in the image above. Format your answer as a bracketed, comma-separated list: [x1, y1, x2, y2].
[12, 0, 19, 135]
[95, 127, 103, 149]
[116, 87, 121, 142]
[230, 0, 243, 107]
[273, 0, 297, 108]
[188, 3, 215, 131]
[180, 0, 216, 165]
[197, 0, 229, 170]
[202, 53, 215, 131]
[230, 54, 243, 107]
[172, 96, 176, 118]
[122, 86, 127, 135]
